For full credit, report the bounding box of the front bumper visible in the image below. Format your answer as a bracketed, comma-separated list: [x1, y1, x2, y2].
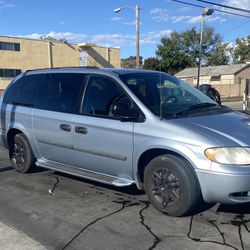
[196, 167, 250, 204]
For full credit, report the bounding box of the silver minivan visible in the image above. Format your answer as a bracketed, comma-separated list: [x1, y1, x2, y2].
[1, 67, 250, 216]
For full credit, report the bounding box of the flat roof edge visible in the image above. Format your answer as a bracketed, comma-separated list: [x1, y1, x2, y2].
[0, 35, 120, 49]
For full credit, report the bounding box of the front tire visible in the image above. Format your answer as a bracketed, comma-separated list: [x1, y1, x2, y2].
[144, 154, 201, 217]
[9, 133, 36, 173]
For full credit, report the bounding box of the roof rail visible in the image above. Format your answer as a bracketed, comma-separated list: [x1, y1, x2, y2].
[23, 66, 99, 73]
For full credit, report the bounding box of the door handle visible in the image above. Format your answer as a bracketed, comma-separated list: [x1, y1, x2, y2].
[75, 126, 88, 134]
[60, 124, 71, 132]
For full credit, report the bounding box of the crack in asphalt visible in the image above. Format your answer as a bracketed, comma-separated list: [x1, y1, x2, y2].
[238, 224, 245, 250]
[219, 213, 250, 250]
[240, 215, 250, 233]
[61, 197, 163, 250]
[230, 214, 250, 250]
[188, 216, 239, 250]
[43, 173, 250, 250]
[48, 176, 60, 195]
[61, 201, 130, 250]
[208, 220, 226, 244]
[139, 201, 161, 250]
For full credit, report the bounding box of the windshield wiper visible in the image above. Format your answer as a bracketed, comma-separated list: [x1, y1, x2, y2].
[175, 103, 218, 117]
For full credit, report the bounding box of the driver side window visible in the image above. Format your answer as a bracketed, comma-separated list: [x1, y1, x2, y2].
[81, 75, 132, 118]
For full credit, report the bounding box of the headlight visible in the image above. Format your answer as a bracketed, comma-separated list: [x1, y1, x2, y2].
[204, 147, 250, 165]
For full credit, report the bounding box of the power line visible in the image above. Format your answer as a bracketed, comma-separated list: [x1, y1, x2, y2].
[221, 19, 250, 35]
[197, 0, 250, 14]
[171, 0, 207, 10]
[171, 0, 250, 18]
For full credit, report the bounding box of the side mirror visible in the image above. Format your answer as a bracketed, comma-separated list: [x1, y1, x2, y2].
[111, 103, 140, 121]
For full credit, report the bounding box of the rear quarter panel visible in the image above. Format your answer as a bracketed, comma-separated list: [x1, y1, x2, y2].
[0, 103, 39, 158]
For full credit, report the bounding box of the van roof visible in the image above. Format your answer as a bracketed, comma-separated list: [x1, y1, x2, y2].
[24, 67, 159, 76]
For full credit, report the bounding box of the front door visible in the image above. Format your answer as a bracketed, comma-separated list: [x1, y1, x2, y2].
[72, 75, 134, 179]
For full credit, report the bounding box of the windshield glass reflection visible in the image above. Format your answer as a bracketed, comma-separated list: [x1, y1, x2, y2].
[120, 72, 230, 119]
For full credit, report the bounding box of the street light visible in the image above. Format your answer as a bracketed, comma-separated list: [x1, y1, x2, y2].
[197, 7, 214, 89]
[114, 5, 140, 68]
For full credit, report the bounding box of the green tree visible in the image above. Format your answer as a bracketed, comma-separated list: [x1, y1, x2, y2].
[208, 42, 231, 66]
[156, 26, 229, 74]
[143, 57, 161, 71]
[234, 35, 250, 63]
[40, 35, 68, 43]
[121, 56, 143, 68]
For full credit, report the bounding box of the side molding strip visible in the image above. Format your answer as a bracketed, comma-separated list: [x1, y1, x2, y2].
[74, 146, 128, 161]
[37, 139, 127, 161]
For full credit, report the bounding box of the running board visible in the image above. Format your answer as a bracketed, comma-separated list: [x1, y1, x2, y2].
[36, 159, 135, 187]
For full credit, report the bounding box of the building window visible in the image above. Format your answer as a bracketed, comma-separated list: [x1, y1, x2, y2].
[0, 68, 22, 78]
[0, 41, 20, 51]
[211, 75, 221, 81]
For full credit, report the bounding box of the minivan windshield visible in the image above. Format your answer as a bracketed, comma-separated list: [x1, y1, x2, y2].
[120, 72, 231, 119]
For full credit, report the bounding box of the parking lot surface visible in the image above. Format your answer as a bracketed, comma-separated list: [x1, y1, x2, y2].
[222, 101, 243, 111]
[0, 146, 250, 250]
[0, 221, 47, 250]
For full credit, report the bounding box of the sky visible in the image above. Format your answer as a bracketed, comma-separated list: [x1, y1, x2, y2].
[0, 0, 249, 59]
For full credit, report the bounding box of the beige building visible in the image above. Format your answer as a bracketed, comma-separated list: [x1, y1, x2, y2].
[175, 63, 250, 97]
[0, 36, 121, 95]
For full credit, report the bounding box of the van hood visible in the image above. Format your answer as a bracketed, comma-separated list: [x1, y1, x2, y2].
[173, 111, 250, 147]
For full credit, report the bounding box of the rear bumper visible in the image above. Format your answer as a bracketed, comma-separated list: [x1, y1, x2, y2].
[196, 169, 250, 204]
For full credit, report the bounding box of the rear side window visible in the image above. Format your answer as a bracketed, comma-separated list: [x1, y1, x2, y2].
[3, 74, 41, 106]
[36, 73, 86, 114]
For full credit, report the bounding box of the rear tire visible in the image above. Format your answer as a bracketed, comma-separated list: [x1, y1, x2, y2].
[9, 133, 36, 173]
[144, 154, 201, 217]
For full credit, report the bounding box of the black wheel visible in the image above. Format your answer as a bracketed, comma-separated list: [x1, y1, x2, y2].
[144, 154, 201, 217]
[9, 133, 36, 173]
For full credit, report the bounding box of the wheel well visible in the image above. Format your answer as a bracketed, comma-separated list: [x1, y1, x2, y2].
[137, 148, 189, 183]
[7, 128, 23, 147]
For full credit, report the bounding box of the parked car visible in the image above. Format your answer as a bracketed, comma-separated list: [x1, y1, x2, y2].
[199, 84, 221, 104]
[0, 68, 250, 216]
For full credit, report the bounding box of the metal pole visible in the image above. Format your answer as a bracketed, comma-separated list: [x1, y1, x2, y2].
[197, 14, 204, 89]
[136, 5, 140, 68]
[48, 41, 53, 68]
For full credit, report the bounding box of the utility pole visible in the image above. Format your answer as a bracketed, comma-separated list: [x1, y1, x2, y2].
[135, 5, 140, 68]
[114, 5, 141, 68]
[197, 7, 214, 89]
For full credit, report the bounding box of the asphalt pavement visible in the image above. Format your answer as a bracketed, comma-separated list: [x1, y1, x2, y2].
[0, 146, 250, 250]
[222, 101, 243, 111]
[0, 222, 47, 250]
